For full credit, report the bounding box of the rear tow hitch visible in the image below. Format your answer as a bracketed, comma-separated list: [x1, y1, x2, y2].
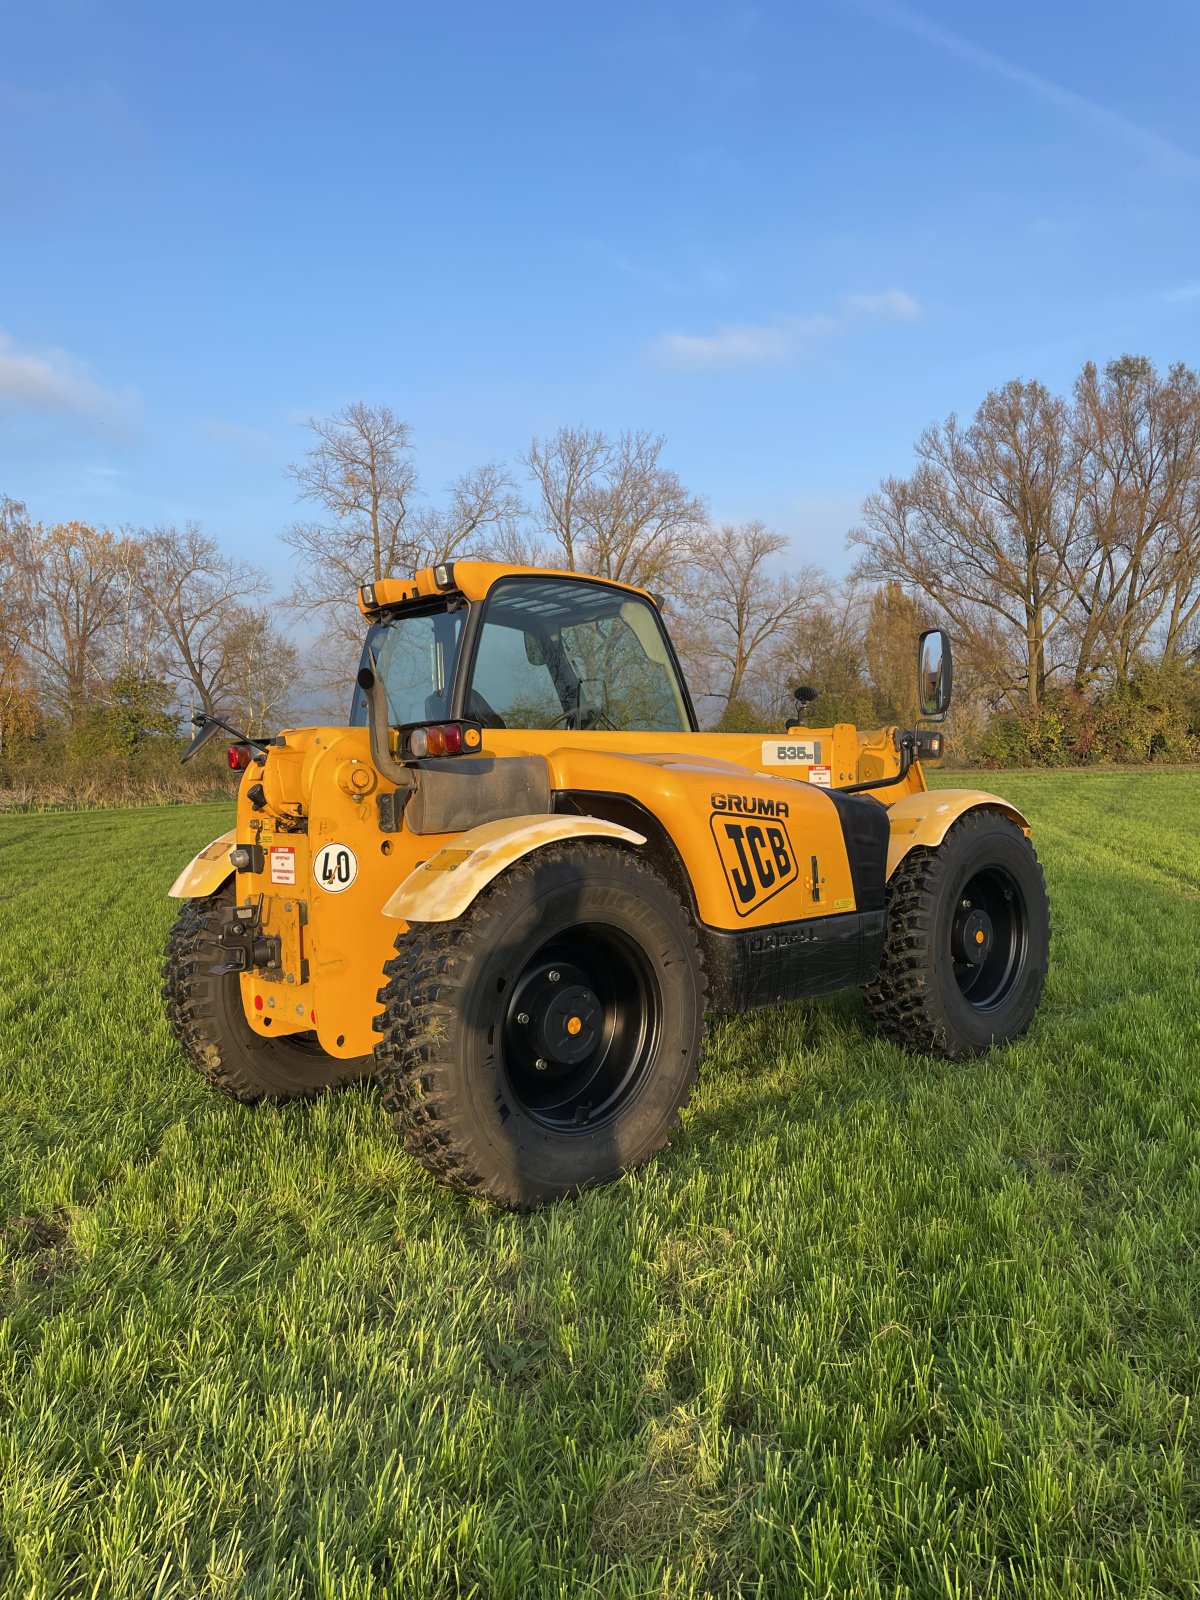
[211, 898, 281, 976]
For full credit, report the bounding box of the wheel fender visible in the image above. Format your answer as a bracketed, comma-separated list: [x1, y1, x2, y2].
[886, 790, 1030, 879]
[382, 813, 646, 922]
[168, 829, 237, 899]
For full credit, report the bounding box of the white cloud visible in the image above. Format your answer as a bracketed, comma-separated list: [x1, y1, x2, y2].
[0, 329, 133, 426]
[652, 314, 836, 370]
[843, 288, 920, 320]
[650, 292, 919, 371]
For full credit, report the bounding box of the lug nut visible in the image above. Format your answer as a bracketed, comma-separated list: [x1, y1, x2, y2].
[535, 1057, 548, 1071]
[517, 1012, 530, 1025]
[548, 970, 560, 982]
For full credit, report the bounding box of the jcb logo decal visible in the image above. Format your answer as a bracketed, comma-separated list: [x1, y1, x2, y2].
[710, 812, 799, 916]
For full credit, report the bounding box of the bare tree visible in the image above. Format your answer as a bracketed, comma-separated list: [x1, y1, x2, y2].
[413, 461, 525, 556]
[852, 379, 1087, 711]
[9, 522, 146, 723]
[214, 604, 300, 730]
[674, 522, 815, 713]
[282, 404, 529, 698]
[1068, 356, 1200, 683]
[524, 427, 706, 590]
[136, 523, 272, 718]
[0, 499, 36, 753]
[523, 427, 611, 575]
[283, 403, 419, 597]
[762, 576, 875, 726]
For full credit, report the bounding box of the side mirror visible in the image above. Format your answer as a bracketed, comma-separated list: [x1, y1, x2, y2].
[180, 715, 225, 766]
[917, 629, 953, 720]
[791, 684, 820, 726]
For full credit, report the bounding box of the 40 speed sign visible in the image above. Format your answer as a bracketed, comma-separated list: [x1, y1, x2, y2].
[313, 842, 358, 893]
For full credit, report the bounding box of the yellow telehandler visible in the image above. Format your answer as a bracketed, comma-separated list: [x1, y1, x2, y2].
[164, 561, 1048, 1207]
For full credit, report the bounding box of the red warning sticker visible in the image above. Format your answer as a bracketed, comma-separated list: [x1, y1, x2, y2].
[807, 765, 832, 788]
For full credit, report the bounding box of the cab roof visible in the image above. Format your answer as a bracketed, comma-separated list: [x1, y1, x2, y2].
[357, 560, 656, 618]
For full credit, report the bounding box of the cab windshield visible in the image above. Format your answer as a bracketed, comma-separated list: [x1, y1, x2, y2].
[350, 600, 465, 727]
[465, 576, 693, 732]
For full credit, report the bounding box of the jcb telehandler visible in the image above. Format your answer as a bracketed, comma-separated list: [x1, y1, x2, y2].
[165, 562, 1049, 1208]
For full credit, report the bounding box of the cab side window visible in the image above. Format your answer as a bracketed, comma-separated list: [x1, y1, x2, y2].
[464, 577, 692, 732]
[468, 621, 562, 728]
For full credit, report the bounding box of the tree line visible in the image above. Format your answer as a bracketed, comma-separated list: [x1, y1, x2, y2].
[3, 353, 1200, 801]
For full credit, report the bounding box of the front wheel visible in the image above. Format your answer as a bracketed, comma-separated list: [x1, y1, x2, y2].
[374, 844, 707, 1209]
[864, 810, 1049, 1058]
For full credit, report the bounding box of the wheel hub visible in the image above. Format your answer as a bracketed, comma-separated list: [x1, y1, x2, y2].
[952, 904, 993, 966]
[950, 867, 1028, 1011]
[498, 927, 661, 1132]
[508, 961, 602, 1070]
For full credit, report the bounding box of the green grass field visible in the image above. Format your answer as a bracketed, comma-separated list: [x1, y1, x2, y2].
[2, 774, 1199, 1599]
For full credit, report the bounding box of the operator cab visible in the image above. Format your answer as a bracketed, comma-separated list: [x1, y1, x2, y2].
[351, 568, 697, 737]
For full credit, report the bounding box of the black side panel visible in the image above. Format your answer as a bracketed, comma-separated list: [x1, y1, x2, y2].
[822, 790, 889, 913]
[405, 756, 551, 835]
[701, 909, 887, 1015]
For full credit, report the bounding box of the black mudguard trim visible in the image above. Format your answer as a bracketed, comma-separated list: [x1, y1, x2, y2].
[701, 908, 887, 1014]
[821, 789, 889, 913]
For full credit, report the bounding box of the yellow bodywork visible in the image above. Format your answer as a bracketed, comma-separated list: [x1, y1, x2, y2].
[884, 789, 1030, 878]
[167, 727, 1025, 1060]
[357, 560, 656, 615]
[383, 814, 646, 921]
[167, 561, 1034, 1061]
[168, 831, 236, 898]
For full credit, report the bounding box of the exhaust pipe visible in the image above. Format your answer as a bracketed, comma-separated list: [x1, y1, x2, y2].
[357, 666, 416, 792]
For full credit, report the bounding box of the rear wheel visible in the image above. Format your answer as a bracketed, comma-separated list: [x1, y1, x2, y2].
[865, 810, 1049, 1058]
[162, 887, 374, 1101]
[374, 844, 706, 1209]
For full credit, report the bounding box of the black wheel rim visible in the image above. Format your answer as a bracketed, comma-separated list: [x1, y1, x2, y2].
[500, 925, 661, 1131]
[950, 865, 1029, 1011]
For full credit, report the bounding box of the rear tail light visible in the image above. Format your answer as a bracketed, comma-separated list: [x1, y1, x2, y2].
[404, 722, 480, 760]
[228, 744, 252, 770]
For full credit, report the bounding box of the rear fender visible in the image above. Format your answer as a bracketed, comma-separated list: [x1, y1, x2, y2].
[886, 789, 1030, 878]
[168, 830, 237, 898]
[382, 814, 645, 922]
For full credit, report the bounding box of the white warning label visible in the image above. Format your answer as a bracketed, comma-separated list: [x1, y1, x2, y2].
[269, 846, 296, 885]
[807, 765, 832, 788]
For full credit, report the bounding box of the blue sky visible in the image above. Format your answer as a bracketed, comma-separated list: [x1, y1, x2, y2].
[3, 0, 1200, 578]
